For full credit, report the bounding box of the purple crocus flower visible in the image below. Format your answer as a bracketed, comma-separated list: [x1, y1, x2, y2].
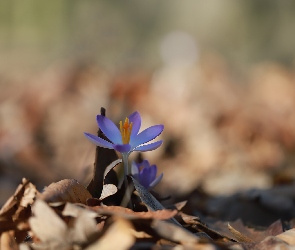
[84, 111, 164, 155]
[131, 160, 163, 190]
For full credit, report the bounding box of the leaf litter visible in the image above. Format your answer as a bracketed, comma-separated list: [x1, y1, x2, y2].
[3, 165, 295, 249]
[2, 109, 295, 249]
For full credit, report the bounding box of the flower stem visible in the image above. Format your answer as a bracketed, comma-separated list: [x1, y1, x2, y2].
[122, 153, 129, 191]
[122, 153, 132, 208]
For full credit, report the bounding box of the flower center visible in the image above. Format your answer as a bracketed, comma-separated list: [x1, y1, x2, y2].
[119, 118, 133, 144]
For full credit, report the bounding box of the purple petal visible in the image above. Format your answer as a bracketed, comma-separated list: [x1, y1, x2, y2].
[133, 140, 163, 152]
[113, 144, 131, 153]
[128, 111, 141, 140]
[131, 162, 139, 175]
[147, 165, 157, 180]
[139, 167, 154, 189]
[149, 173, 163, 190]
[140, 160, 151, 169]
[130, 124, 164, 148]
[96, 115, 122, 144]
[84, 132, 114, 149]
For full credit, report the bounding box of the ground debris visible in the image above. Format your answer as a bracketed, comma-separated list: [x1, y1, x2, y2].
[1, 177, 295, 250]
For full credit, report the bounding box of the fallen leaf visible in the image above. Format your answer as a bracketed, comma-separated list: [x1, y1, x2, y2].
[85, 217, 135, 250]
[200, 218, 283, 243]
[0, 178, 37, 219]
[0, 230, 18, 250]
[62, 202, 99, 243]
[29, 199, 68, 244]
[228, 223, 254, 243]
[0, 178, 37, 242]
[254, 236, 293, 250]
[103, 159, 122, 180]
[90, 205, 178, 220]
[99, 184, 117, 200]
[29, 200, 100, 249]
[151, 220, 200, 246]
[179, 212, 234, 242]
[276, 228, 295, 245]
[39, 179, 92, 204]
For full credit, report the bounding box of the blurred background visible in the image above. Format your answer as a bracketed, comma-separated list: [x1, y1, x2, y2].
[1, 0, 295, 206]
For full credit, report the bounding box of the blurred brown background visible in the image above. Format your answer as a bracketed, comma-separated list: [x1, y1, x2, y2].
[1, 1, 295, 206]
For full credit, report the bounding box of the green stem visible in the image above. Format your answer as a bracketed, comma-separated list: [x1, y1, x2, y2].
[122, 153, 132, 208]
[122, 153, 129, 193]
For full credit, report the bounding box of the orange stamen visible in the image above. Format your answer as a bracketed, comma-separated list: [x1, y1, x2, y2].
[119, 118, 133, 144]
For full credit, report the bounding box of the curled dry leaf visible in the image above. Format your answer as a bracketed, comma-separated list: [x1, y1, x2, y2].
[86, 160, 120, 202]
[0, 178, 37, 219]
[179, 212, 233, 242]
[228, 223, 254, 243]
[276, 228, 295, 245]
[0, 178, 37, 236]
[90, 205, 178, 220]
[205, 219, 284, 244]
[0, 230, 18, 250]
[103, 159, 122, 181]
[85, 217, 134, 250]
[151, 220, 200, 246]
[29, 200, 99, 249]
[61, 203, 99, 244]
[38, 179, 92, 205]
[99, 184, 117, 200]
[29, 199, 68, 244]
[254, 236, 292, 250]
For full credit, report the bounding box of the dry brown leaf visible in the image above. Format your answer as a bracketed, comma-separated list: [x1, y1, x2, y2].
[29, 199, 68, 244]
[0, 230, 18, 250]
[0, 178, 37, 219]
[276, 228, 295, 245]
[19, 244, 31, 250]
[38, 179, 92, 204]
[227, 219, 283, 243]
[103, 159, 122, 180]
[85, 217, 135, 250]
[0, 178, 37, 240]
[90, 205, 178, 220]
[152, 220, 200, 246]
[254, 236, 294, 250]
[62, 203, 99, 243]
[99, 184, 117, 200]
[29, 200, 99, 249]
[179, 212, 234, 242]
[228, 223, 254, 243]
[173, 201, 188, 211]
[200, 218, 283, 244]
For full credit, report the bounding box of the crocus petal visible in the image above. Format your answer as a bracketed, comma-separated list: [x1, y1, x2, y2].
[128, 111, 141, 140]
[141, 160, 150, 169]
[84, 133, 114, 149]
[131, 162, 139, 175]
[130, 125, 164, 149]
[113, 144, 131, 153]
[133, 140, 163, 152]
[149, 173, 163, 190]
[139, 167, 153, 189]
[146, 165, 157, 181]
[96, 115, 122, 144]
